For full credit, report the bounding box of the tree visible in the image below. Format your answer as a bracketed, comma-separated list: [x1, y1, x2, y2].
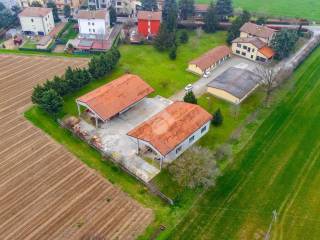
[141, 0, 158, 11]
[0, 2, 5, 11]
[39, 89, 63, 117]
[154, 23, 176, 51]
[256, 16, 267, 25]
[179, 30, 189, 43]
[169, 46, 177, 60]
[215, 0, 233, 21]
[169, 146, 220, 189]
[109, 6, 117, 26]
[254, 65, 277, 107]
[30, 1, 43, 7]
[227, 10, 251, 44]
[163, 0, 178, 28]
[204, 2, 219, 33]
[212, 108, 223, 126]
[0, 3, 15, 29]
[178, 0, 195, 20]
[63, 4, 71, 18]
[47, 1, 60, 22]
[32, 84, 47, 104]
[183, 91, 197, 104]
[271, 29, 299, 60]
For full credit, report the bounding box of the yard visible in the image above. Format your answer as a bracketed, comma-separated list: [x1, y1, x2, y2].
[167, 47, 320, 239]
[197, 0, 320, 21]
[21, 39, 37, 49]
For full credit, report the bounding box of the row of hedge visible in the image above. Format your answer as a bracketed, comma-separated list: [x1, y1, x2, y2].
[32, 48, 121, 117]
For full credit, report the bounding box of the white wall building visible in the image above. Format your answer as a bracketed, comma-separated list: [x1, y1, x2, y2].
[87, 0, 111, 9]
[75, 9, 110, 39]
[128, 101, 212, 166]
[19, 7, 55, 35]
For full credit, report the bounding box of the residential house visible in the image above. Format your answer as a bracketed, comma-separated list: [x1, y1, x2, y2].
[55, 0, 84, 13]
[231, 37, 275, 62]
[19, 7, 55, 35]
[240, 22, 276, 44]
[128, 101, 212, 164]
[18, 0, 47, 8]
[194, 4, 208, 20]
[76, 74, 154, 127]
[188, 45, 231, 75]
[115, 0, 139, 17]
[76, 9, 110, 39]
[207, 67, 261, 104]
[137, 11, 161, 38]
[87, 0, 111, 9]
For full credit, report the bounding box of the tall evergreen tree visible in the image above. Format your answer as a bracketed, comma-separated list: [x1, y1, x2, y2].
[63, 4, 71, 18]
[47, 1, 60, 22]
[227, 10, 251, 44]
[179, 0, 195, 20]
[154, 23, 176, 51]
[212, 108, 223, 126]
[204, 2, 219, 33]
[141, 0, 158, 11]
[163, 0, 178, 24]
[109, 6, 117, 26]
[215, 0, 233, 21]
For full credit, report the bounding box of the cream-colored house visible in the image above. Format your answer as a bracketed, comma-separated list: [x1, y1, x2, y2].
[19, 7, 54, 36]
[240, 22, 276, 44]
[55, 0, 84, 13]
[207, 67, 261, 104]
[232, 37, 275, 63]
[188, 45, 231, 76]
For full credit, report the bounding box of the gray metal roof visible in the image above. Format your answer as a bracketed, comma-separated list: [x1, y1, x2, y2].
[207, 67, 261, 99]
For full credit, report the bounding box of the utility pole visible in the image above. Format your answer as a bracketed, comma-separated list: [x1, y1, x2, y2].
[265, 210, 278, 240]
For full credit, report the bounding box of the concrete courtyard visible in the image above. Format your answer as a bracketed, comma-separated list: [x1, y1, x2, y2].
[79, 96, 172, 182]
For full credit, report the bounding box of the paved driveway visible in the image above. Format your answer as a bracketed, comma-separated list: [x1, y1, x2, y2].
[170, 56, 258, 101]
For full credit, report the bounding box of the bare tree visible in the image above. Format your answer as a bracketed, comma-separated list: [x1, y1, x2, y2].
[254, 65, 277, 107]
[169, 146, 220, 189]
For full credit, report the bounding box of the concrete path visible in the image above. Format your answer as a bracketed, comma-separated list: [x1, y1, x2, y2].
[170, 56, 258, 101]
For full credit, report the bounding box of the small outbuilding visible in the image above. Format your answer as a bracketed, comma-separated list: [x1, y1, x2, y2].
[187, 45, 231, 76]
[127, 101, 212, 166]
[76, 74, 154, 127]
[207, 67, 261, 104]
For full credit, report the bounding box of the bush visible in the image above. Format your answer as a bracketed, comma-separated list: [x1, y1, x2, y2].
[212, 108, 223, 126]
[183, 91, 197, 104]
[179, 30, 189, 44]
[169, 46, 177, 60]
[38, 89, 63, 117]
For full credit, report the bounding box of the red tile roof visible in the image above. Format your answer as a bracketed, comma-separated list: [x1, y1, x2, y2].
[232, 37, 266, 49]
[76, 10, 107, 20]
[128, 102, 212, 156]
[189, 45, 231, 71]
[240, 22, 276, 39]
[194, 4, 209, 12]
[137, 11, 162, 21]
[77, 74, 154, 121]
[259, 46, 275, 58]
[19, 7, 52, 18]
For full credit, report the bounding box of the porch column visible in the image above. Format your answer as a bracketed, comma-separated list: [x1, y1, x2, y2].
[95, 116, 98, 128]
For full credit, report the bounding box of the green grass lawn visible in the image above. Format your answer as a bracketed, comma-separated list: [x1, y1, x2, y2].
[60, 23, 78, 43]
[168, 47, 320, 239]
[63, 31, 227, 115]
[196, 0, 320, 21]
[22, 39, 37, 49]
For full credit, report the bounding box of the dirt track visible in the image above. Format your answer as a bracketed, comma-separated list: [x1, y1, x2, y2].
[0, 54, 153, 240]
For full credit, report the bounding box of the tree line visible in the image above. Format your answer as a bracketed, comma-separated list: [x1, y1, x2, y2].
[32, 48, 121, 117]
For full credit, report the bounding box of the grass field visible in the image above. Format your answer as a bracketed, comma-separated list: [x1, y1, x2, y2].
[196, 0, 320, 21]
[168, 47, 320, 239]
[63, 31, 227, 115]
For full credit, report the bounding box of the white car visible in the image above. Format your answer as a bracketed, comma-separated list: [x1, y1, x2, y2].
[184, 84, 193, 92]
[203, 73, 209, 78]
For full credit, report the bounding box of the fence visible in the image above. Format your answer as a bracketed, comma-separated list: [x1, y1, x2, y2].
[57, 119, 174, 205]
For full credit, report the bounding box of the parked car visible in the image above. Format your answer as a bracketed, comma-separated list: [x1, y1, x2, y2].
[185, 84, 193, 92]
[203, 73, 209, 78]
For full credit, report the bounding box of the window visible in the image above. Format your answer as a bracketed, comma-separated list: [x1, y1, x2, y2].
[31, 18, 34, 23]
[189, 135, 195, 143]
[247, 47, 251, 52]
[89, 28, 91, 32]
[88, 22, 91, 25]
[92, 22, 95, 26]
[176, 146, 182, 154]
[237, 43, 241, 48]
[201, 126, 207, 134]
[243, 45, 247, 50]
[93, 29, 95, 33]
[252, 48, 255, 52]
[241, 52, 246, 56]
[251, 55, 254, 59]
[236, 50, 240, 54]
[117, 1, 121, 5]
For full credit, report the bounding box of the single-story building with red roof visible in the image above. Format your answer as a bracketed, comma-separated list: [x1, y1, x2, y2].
[76, 74, 154, 127]
[127, 101, 212, 166]
[187, 45, 231, 76]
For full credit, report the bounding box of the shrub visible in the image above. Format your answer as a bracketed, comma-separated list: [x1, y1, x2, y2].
[183, 91, 197, 104]
[38, 89, 63, 117]
[212, 108, 223, 126]
[169, 46, 177, 60]
[179, 30, 189, 44]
